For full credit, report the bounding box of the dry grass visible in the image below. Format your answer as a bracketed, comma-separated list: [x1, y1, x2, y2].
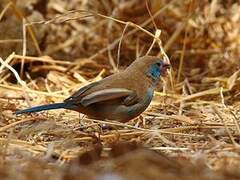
[1, 0, 240, 179]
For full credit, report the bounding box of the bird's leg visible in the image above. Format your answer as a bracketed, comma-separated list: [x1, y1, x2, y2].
[78, 113, 86, 124]
[132, 115, 143, 128]
[139, 115, 146, 128]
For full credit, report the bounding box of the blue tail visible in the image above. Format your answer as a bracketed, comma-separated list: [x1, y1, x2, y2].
[15, 102, 74, 115]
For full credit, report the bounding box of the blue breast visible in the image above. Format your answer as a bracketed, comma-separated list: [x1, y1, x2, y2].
[145, 88, 154, 104]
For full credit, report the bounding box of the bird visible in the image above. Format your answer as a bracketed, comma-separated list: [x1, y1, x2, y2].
[15, 56, 170, 122]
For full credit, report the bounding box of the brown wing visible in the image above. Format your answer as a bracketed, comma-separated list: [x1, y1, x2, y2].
[80, 88, 134, 107]
[64, 81, 100, 103]
[122, 92, 139, 106]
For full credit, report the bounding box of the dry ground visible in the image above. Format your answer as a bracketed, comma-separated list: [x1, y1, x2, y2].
[1, 0, 240, 179]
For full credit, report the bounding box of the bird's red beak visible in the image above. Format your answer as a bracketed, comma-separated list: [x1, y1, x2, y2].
[161, 57, 170, 75]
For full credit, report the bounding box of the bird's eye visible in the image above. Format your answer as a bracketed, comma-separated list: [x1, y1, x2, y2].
[156, 62, 161, 67]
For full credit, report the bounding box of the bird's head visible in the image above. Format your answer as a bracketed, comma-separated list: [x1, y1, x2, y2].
[127, 56, 170, 82]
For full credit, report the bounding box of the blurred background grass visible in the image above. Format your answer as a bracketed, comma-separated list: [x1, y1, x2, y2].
[1, 0, 240, 179]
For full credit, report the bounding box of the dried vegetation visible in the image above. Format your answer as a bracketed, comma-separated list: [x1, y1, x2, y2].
[0, 0, 240, 179]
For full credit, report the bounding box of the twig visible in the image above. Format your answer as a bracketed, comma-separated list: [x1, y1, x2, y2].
[0, 53, 29, 90]
[84, 118, 203, 137]
[229, 110, 240, 136]
[0, 117, 46, 133]
[212, 106, 237, 146]
[117, 22, 129, 69]
[0, 84, 67, 98]
[8, 0, 42, 55]
[0, 2, 12, 21]
[14, 54, 75, 65]
[20, 18, 27, 78]
[146, 30, 161, 55]
[150, 147, 188, 151]
[89, 0, 178, 59]
[175, 88, 228, 103]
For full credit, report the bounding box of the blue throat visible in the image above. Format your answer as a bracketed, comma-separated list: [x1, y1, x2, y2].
[147, 64, 161, 82]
